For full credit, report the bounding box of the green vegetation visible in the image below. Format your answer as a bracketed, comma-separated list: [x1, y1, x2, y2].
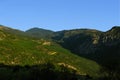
[0, 25, 120, 80]
[0, 25, 101, 80]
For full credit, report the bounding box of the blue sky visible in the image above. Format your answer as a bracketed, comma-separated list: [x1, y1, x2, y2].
[0, 0, 119, 31]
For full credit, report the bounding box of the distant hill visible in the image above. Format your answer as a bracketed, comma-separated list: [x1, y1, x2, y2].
[25, 27, 54, 39]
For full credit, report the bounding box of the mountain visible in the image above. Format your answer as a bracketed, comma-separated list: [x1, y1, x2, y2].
[52, 26, 120, 80]
[26, 28, 103, 55]
[52, 26, 120, 57]
[26, 26, 120, 62]
[0, 25, 101, 80]
[52, 29, 102, 55]
[0, 25, 120, 79]
[25, 27, 54, 39]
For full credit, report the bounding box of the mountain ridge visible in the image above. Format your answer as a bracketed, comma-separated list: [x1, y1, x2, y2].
[0, 24, 120, 79]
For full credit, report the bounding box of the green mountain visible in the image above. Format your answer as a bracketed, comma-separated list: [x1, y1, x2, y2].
[0, 25, 101, 80]
[25, 27, 54, 39]
[26, 26, 120, 79]
[0, 25, 120, 80]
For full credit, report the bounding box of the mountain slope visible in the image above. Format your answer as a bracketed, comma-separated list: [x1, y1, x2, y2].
[25, 26, 120, 63]
[0, 26, 100, 78]
[1, 25, 120, 79]
[0, 25, 26, 36]
[52, 28, 103, 55]
[52, 26, 120, 79]
[52, 26, 120, 57]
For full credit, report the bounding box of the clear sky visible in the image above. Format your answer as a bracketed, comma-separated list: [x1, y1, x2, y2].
[0, 0, 120, 31]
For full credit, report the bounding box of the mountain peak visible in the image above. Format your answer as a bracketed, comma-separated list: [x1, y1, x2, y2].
[26, 27, 54, 32]
[105, 26, 120, 36]
[109, 26, 120, 32]
[25, 27, 54, 39]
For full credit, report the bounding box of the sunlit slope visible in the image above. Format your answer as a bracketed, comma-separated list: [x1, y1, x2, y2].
[0, 27, 100, 77]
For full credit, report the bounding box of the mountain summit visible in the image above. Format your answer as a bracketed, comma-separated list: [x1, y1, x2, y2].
[26, 27, 54, 39]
